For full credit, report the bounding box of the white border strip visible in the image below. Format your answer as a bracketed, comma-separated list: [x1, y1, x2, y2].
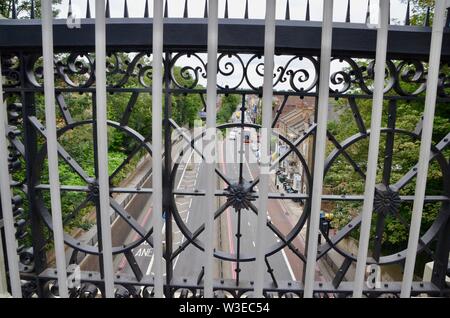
[41, 0, 69, 298]
[0, 59, 22, 298]
[254, 0, 276, 298]
[352, 0, 390, 298]
[95, 0, 115, 298]
[204, 0, 219, 298]
[303, 0, 334, 299]
[400, 1, 447, 298]
[152, 0, 165, 298]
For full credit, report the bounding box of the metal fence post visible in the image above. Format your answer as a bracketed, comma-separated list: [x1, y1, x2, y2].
[303, 0, 334, 298]
[254, 0, 276, 298]
[204, 0, 219, 298]
[352, 0, 390, 298]
[41, 0, 69, 298]
[152, 0, 165, 298]
[0, 58, 22, 297]
[400, 1, 447, 298]
[94, 0, 115, 298]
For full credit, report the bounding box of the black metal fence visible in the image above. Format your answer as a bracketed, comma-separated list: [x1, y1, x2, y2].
[0, 0, 449, 298]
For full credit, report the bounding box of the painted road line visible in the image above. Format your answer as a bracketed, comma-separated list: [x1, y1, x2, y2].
[220, 142, 237, 279]
[146, 150, 194, 277]
[244, 159, 297, 280]
[281, 248, 296, 281]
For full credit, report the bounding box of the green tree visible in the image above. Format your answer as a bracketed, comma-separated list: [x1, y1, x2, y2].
[402, 0, 435, 25]
[218, 94, 240, 124]
[0, 0, 62, 18]
[325, 82, 449, 261]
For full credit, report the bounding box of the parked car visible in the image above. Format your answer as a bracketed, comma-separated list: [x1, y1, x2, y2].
[284, 186, 304, 204]
[285, 186, 298, 194]
[278, 174, 287, 183]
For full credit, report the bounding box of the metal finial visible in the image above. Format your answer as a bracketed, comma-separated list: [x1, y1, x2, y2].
[164, 0, 168, 18]
[405, 0, 410, 25]
[244, 0, 249, 19]
[305, 0, 310, 21]
[424, 6, 430, 27]
[30, 0, 35, 19]
[225, 0, 229, 18]
[124, 0, 129, 18]
[204, 0, 208, 18]
[106, 0, 111, 18]
[183, 0, 188, 18]
[345, 0, 351, 23]
[86, 0, 91, 18]
[144, 0, 149, 18]
[366, 0, 370, 24]
[285, 0, 290, 21]
[388, 1, 391, 25]
[447, 8, 450, 28]
[68, 0, 73, 18]
[11, 0, 17, 19]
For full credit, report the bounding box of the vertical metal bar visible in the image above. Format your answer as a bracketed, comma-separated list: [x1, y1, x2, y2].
[204, 0, 218, 298]
[0, 230, 9, 297]
[0, 59, 22, 298]
[254, 0, 276, 298]
[352, 0, 390, 298]
[163, 53, 173, 297]
[41, 0, 69, 298]
[303, 0, 334, 299]
[400, 1, 447, 298]
[94, 0, 114, 298]
[21, 54, 46, 295]
[152, 0, 164, 298]
[91, 94, 106, 282]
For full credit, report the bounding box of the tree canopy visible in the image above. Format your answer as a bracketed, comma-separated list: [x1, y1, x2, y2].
[0, 0, 62, 18]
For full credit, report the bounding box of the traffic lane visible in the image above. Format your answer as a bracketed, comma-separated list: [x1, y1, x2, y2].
[80, 174, 153, 272]
[230, 164, 295, 280]
[116, 192, 155, 277]
[245, 145, 326, 282]
[244, 147, 305, 279]
[118, 149, 195, 278]
[241, 139, 298, 281]
[173, 160, 206, 279]
[220, 138, 293, 282]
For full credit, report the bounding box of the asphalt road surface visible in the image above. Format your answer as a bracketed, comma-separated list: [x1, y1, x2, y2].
[80, 128, 316, 287]
[219, 133, 298, 283]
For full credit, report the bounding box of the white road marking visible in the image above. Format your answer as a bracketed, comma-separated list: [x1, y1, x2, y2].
[252, 241, 256, 247]
[281, 249, 296, 281]
[176, 150, 194, 190]
[146, 150, 193, 277]
[145, 254, 154, 276]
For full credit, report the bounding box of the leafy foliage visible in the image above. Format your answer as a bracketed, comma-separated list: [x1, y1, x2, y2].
[0, 0, 62, 18]
[17, 54, 205, 247]
[218, 94, 240, 124]
[325, 80, 449, 254]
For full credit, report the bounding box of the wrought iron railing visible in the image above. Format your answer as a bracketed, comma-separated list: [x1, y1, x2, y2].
[0, 0, 449, 298]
